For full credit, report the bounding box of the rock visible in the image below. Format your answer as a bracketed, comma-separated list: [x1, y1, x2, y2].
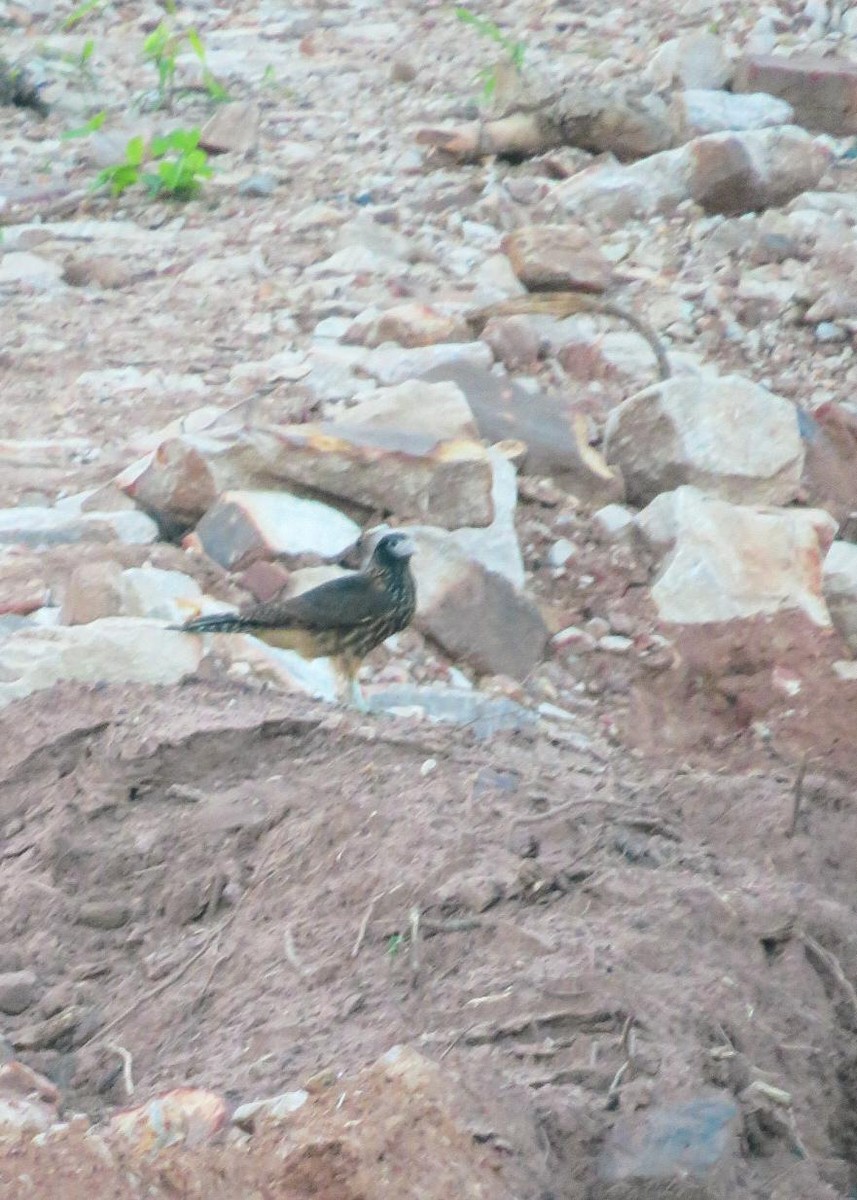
[0, 252, 65, 291]
[800, 402, 857, 523]
[349, 303, 470, 348]
[637, 486, 836, 626]
[419, 363, 624, 506]
[823, 542, 857, 651]
[0, 1062, 58, 1140]
[595, 1093, 741, 1199]
[408, 527, 548, 679]
[199, 101, 261, 154]
[734, 53, 857, 136]
[603, 374, 804, 506]
[118, 567, 204, 623]
[115, 434, 265, 537]
[361, 340, 493, 386]
[60, 561, 124, 625]
[592, 504, 636, 542]
[62, 254, 133, 289]
[481, 316, 542, 372]
[547, 538, 576, 568]
[249, 423, 495, 530]
[0, 619, 204, 708]
[646, 32, 733, 91]
[548, 126, 831, 221]
[107, 1089, 229, 1154]
[671, 89, 795, 139]
[502, 224, 613, 292]
[337, 380, 479, 441]
[0, 506, 158, 548]
[0, 970, 37, 1015]
[194, 491, 360, 571]
[76, 901, 130, 931]
[233, 1089, 309, 1131]
[447, 450, 525, 588]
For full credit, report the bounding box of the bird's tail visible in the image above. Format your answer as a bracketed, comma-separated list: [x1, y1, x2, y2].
[172, 612, 247, 635]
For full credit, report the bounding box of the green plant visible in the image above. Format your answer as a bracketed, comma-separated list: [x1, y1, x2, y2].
[63, 0, 105, 31]
[386, 933, 405, 958]
[62, 108, 106, 138]
[453, 6, 526, 102]
[93, 128, 212, 199]
[143, 20, 227, 108]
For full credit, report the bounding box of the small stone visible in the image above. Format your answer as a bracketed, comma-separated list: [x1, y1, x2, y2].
[502, 224, 613, 293]
[547, 538, 577, 568]
[199, 101, 261, 154]
[671, 89, 795, 139]
[815, 322, 847, 343]
[0, 252, 66, 292]
[391, 56, 417, 84]
[592, 504, 636, 542]
[76, 901, 131, 931]
[646, 32, 733, 91]
[238, 174, 278, 197]
[420, 758, 438, 777]
[119, 567, 204, 623]
[597, 635, 633, 654]
[0, 971, 38, 1016]
[551, 625, 597, 654]
[584, 617, 611, 639]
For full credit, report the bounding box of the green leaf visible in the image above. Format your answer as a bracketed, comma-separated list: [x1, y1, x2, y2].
[61, 109, 106, 139]
[186, 28, 206, 62]
[149, 135, 170, 157]
[79, 39, 95, 65]
[125, 135, 145, 166]
[62, 0, 103, 31]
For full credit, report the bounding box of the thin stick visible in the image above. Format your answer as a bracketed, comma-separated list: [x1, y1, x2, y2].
[409, 907, 421, 977]
[352, 893, 382, 958]
[786, 754, 809, 837]
[802, 932, 857, 1022]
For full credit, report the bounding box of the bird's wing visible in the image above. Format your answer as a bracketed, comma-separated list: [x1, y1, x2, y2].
[241, 572, 390, 632]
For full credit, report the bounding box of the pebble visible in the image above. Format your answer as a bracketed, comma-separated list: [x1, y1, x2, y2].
[0, 970, 38, 1016]
[597, 635, 634, 654]
[546, 538, 577, 568]
[815, 322, 847, 343]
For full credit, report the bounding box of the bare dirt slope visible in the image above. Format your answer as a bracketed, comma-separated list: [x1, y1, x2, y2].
[1, 680, 856, 1196]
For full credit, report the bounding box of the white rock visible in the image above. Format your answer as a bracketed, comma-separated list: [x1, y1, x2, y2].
[0, 507, 158, 547]
[119, 567, 204, 623]
[672, 90, 795, 138]
[646, 32, 733, 91]
[0, 619, 204, 707]
[0, 252, 66, 291]
[194, 491, 361, 571]
[547, 538, 577, 568]
[592, 504, 636, 541]
[447, 450, 524, 588]
[336, 380, 478, 441]
[604, 374, 804, 506]
[823, 541, 857, 651]
[637, 487, 837, 626]
[361, 342, 493, 386]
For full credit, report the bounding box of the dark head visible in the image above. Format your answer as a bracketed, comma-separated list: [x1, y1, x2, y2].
[371, 531, 415, 572]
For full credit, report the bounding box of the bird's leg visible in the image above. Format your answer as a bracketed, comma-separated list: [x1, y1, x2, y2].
[341, 656, 367, 712]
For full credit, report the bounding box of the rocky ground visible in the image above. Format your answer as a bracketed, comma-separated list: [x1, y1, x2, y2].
[2, 0, 857, 1196]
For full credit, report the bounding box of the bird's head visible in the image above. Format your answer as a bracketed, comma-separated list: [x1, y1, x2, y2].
[372, 531, 416, 568]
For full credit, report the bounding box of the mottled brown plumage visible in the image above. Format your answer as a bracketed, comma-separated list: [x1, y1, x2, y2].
[177, 531, 417, 708]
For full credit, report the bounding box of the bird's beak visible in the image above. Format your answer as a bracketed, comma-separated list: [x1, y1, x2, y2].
[391, 535, 416, 559]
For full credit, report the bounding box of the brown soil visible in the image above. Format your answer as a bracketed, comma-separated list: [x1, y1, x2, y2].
[2, 678, 857, 1197]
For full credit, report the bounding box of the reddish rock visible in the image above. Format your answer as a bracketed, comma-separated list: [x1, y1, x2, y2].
[60, 561, 124, 625]
[734, 53, 857, 135]
[116, 439, 219, 537]
[481, 315, 542, 371]
[350, 303, 470, 348]
[502, 223, 612, 293]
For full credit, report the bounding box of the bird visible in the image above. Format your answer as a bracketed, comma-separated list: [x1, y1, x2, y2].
[174, 530, 417, 710]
